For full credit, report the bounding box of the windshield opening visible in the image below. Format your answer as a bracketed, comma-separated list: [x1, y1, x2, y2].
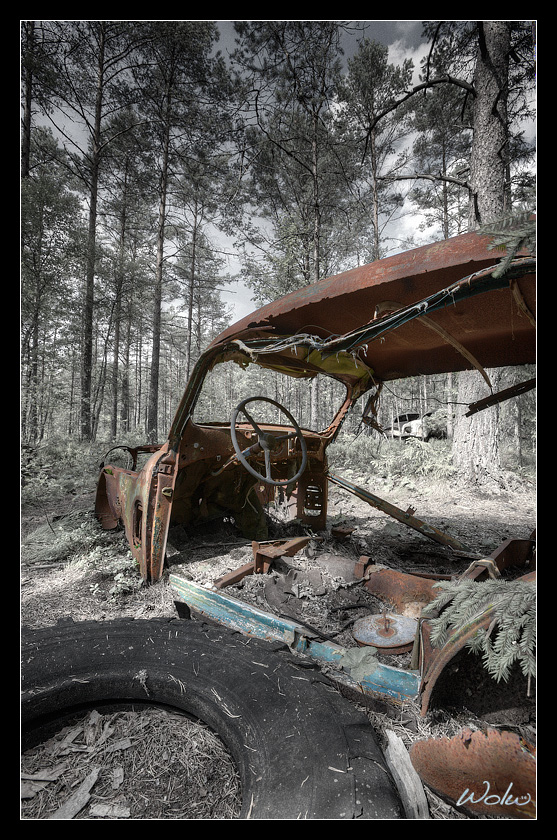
[193, 360, 349, 431]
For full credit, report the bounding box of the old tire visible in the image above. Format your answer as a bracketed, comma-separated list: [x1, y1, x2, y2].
[21, 616, 403, 820]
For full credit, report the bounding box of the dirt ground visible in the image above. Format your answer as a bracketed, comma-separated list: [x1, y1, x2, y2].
[21, 469, 536, 820]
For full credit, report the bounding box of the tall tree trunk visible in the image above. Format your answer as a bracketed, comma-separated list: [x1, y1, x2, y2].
[80, 24, 106, 441]
[24, 246, 42, 444]
[467, 21, 510, 229]
[441, 145, 450, 240]
[370, 129, 381, 260]
[111, 169, 129, 438]
[515, 393, 523, 469]
[185, 200, 199, 381]
[446, 372, 454, 440]
[120, 304, 132, 433]
[147, 119, 171, 442]
[453, 22, 511, 484]
[309, 119, 322, 429]
[453, 368, 502, 483]
[68, 348, 77, 436]
[21, 21, 35, 179]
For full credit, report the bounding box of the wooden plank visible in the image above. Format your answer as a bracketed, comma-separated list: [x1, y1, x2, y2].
[384, 730, 430, 819]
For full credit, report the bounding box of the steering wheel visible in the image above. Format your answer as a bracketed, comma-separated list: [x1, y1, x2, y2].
[230, 396, 308, 487]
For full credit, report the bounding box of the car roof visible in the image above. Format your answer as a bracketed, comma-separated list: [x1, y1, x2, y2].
[209, 229, 535, 385]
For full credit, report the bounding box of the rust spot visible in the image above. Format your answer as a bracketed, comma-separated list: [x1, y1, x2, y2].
[356, 561, 440, 619]
[410, 728, 536, 819]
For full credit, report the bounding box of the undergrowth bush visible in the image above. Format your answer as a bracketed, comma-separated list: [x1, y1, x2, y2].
[22, 436, 142, 598]
[328, 433, 457, 483]
[21, 436, 108, 506]
[327, 432, 381, 473]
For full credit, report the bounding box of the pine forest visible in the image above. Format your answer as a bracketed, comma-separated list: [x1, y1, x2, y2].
[21, 21, 536, 482]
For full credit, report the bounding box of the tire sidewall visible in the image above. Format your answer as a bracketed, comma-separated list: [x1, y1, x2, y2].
[21, 617, 403, 820]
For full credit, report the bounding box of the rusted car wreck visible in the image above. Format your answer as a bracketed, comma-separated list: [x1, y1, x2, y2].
[21, 229, 535, 820]
[89, 228, 540, 817]
[95, 229, 535, 722]
[96, 228, 535, 585]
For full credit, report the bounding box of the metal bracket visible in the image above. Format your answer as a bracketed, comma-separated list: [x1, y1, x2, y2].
[213, 536, 313, 589]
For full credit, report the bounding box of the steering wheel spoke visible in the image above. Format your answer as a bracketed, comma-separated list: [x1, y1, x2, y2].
[230, 396, 308, 487]
[263, 449, 272, 480]
[241, 407, 263, 436]
[273, 431, 298, 442]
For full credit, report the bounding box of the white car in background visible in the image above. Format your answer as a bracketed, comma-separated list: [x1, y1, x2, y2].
[383, 411, 446, 441]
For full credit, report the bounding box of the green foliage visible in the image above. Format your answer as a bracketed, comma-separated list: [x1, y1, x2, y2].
[328, 433, 457, 483]
[328, 432, 382, 473]
[88, 550, 143, 598]
[423, 578, 536, 683]
[21, 436, 105, 506]
[382, 437, 455, 480]
[481, 210, 536, 278]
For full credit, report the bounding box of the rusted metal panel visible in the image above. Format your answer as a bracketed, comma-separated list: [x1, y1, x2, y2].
[208, 234, 535, 384]
[355, 562, 441, 620]
[211, 231, 505, 338]
[465, 376, 536, 416]
[213, 537, 313, 589]
[462, 536, 535, 580]
[95, 442, 177, 581]
[295, 469, 328, 530]
[409, 728, 536, 819]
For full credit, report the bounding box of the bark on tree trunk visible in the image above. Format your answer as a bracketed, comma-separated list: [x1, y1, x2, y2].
[80, 23, 107, 441]
[453, 367, 501, 484]
[452, 21, 511, 484]
[467, 21, 510, 229]
[21, 21, 34, 179]
[147, 119, 171, 443]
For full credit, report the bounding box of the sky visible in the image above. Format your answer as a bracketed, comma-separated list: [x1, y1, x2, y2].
[215, 20, 428, 70]
[29, 20, 432, 326]
[214, 21, 431, 323]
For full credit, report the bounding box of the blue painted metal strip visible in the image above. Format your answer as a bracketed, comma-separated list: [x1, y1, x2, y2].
[170, 574, 420, 702]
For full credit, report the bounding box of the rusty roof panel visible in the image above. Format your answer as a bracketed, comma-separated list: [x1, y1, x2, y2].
[212, 231, 535, 383]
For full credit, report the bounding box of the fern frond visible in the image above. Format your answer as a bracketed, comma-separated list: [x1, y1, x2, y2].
[423, 578, 536, 683]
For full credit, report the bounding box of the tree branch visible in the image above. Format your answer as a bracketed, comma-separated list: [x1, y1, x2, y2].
[363, 74, 475, 149]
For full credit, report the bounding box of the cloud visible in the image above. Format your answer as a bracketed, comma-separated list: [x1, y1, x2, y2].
[388, 38, 430, 85]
